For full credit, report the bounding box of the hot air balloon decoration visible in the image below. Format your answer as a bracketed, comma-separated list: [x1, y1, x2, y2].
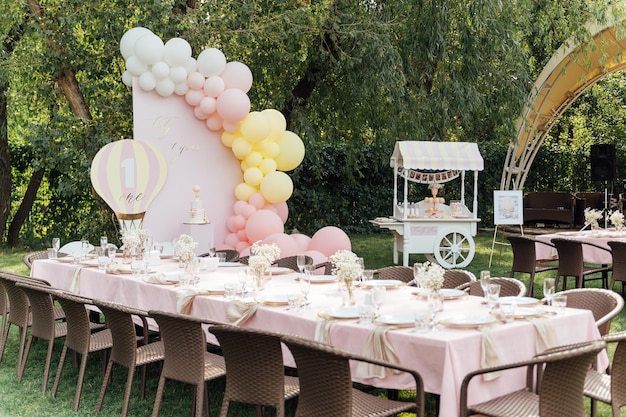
[90, 139, 168, 231]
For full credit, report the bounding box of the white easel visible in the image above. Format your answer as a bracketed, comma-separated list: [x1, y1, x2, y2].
[489, 190, 524, 267]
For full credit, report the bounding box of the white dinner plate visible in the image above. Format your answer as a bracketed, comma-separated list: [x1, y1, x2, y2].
[362, 280, 403, 289]
[307, 275, 337, 284]
[440, 315, 497, 328]
[219, 262, 241, 267]
[80, 259, 99, 267]
[256, 292, 295, 306]
[196, 284, 226, 295]
[267, 267, 293, 275]
[57, 256, 75, 263]
[438, 289, 466, 299]
[514, 307, 547, 319]
[375, 314, 415, 327]
[499, 296, 540, 306]
[320, 306, 360, 319]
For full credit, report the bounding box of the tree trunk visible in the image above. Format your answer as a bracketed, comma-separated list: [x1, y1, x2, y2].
[7, 168, 45, 246]
[0, 81, 11, 243]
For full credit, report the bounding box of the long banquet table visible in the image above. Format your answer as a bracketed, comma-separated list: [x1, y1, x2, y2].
[30, 258, 607, 417]
[534, 229, 626, 264]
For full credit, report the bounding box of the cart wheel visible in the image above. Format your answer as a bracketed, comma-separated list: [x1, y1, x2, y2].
[433, 229, 475, 269]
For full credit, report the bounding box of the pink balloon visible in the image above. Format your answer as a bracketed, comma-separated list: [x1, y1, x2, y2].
[193, 106, 209, 120]
[245, 209, 284, 243]
[237, 229, 248, 241]
[291, 233, 312, 252]
[242, 203, 257, 219]
[204, 76, 225, 97]
[233, 200, 248, 215]
[220, 61, 253, 93]
[226, 216, 239, 233]
[262, 233, 299, 258]
[272, 202, 289, 223]
[216, 242, 235, 250]
[263, 204, 277, 214]
[308, 226, 352, 257]
[199, 97, 216, 114]
[233, 215, 246, 230]
[216, 88, 250, 122]
[239, 246, 251, 257]
[249, 192, 265, 209]
[304, 250, 327, 274]
[187, 71, 205, 90]
[224, 233, 239, 248]
[206, 114, 223, 131]
[222, 120, 240, 133]
[185, 89, 205, 106]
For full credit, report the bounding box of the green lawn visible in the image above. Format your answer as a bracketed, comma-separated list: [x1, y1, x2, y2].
[0, 231, 623, 416]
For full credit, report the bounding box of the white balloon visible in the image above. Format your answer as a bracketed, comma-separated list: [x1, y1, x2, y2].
[138, 72, 157, 91]
[122, 70, 133, 86]
[169, 66, 188, 83]
[151, 61, 170, 80]
[196, 48, 226, 77]
[134, 33, 164, 65]
[155, 78, 175, 96]
[174, 81, 190, 95]
[185, 57, 198, 74]
[120, 27, 152, 59]
[163, 38, 192, 67]
[126, 56, 148, 76]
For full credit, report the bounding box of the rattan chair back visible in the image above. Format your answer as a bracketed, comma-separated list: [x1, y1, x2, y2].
[314, 261, 332, 275]
[50, 289, 113, 411]
[608, 241, 626, 295]
[443, 270, 474, 289]
[149, 309, 226, 417]
[0, 274, 31, 374]
[275, 255, 312, 271]
[555, 288, 624, 336]
[199, 249, 240, 262]
[508, 235, 558, 296]
[15, 282, 68, 392]
[23, 250, 50, 270]
[282, 335, 424, 417]
[552, 238, 611, 290]
[93, 299, 164, 417]
[375, 266, 414, 283]
[458, 277, 526, 297]
[209, 325, 299, 417]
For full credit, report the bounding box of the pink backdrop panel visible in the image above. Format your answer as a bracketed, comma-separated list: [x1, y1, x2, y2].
[132, 79, 240, 247]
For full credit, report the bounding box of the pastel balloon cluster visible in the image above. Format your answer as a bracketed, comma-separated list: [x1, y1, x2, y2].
[120, 27, 252, 132]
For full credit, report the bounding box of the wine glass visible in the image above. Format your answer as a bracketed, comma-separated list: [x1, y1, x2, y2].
[371, 286, 386, 316]
[413, 262, 423, 290]
[479, 271, 491, 302]
[107, 244, 116, 263]
[296, 254, 307, 274]
[100, 236, 108, 251]
[52, 238, 60, 253]
[300, 265, 313, 308]
[81, 239, 90, 260]
[543, 278, 555, 313]
[237, 269, 248, 297]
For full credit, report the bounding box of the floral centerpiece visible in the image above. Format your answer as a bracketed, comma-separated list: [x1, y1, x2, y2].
[414, 261, 445, 293]
[584, 208, 603, 229]
[329, 250, 361, 306]
[428, 182, 443, 197]
[248, 241, 281, 289]
[174, 234, 197, 266]
[120, 228, 150, 261]
[610, 210, 624, 231]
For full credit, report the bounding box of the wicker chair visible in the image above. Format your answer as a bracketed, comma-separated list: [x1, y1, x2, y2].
[608, 241, 626, 296]
[149, 310, 226, 417]
[553, 288, 624, 336]
[23, 250, 50, 270]
[199, 249, 240, 262]
[584, 330, 626, 417]
[314, 261, 332, 275]
[275, 255, 312, 271]
[0, 274, 32, 375]
[51, 289, 113, 411]
[281, 334, 424, 417]
[551, 238, 611, 290]
[443, 270, 475, 289]
[238, 255, 249, 265]
[94, 299, 165, 417]
[507, 235, 559, 297]
[457, 277, 526, 297]
[375, 266, 414, 284]
[460, 340, 606, 417]
[208, 325, 299, 417]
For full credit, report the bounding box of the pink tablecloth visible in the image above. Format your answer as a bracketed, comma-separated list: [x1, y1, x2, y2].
[535, 230, 626, 264]
[31, 258, 606, 417]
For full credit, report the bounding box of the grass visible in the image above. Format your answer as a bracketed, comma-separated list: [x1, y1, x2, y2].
[0, 231, 623, 416]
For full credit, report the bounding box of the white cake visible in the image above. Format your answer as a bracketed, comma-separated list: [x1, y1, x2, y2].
[189, 185, 208, 224]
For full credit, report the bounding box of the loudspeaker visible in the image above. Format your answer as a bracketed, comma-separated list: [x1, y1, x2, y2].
[591, 144, 616, 182]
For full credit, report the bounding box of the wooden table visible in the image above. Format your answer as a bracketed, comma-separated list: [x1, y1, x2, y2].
[31, 258, 606, 417]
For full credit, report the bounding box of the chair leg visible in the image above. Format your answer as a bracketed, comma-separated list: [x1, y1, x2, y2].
[219, 400, 230, 417]
[121, 366, 135, 417]
[15, 326, 27, 377]
[590, 398, 597, 417]
[203, 381, 210, 417]
[41, 338, 56, 392]
[0, 321, 8, 364]
[95, 359, 114, 415]
[17, 335, 33, 381]
[73, 353, 89, 411]
[151, 373, 166, 417]
[527, 272, 535, 297]
[52, 345, 68, 398]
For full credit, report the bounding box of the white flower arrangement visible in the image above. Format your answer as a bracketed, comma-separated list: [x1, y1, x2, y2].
[174, 234, 197, 263]
[428, 182, 443, 190]
[328, 250, 362, 298]
[328, 249, 359, 273]
[248, 255, 270, 277]
[610, 210, 624, 228]
[584, 208, 603, 227]
[120, 228, 150, 251]
[250, 241, 281, 264]
[414, 261, 445, 292]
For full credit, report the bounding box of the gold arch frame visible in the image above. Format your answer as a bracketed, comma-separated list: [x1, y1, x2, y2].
[501, 18, 626, 190]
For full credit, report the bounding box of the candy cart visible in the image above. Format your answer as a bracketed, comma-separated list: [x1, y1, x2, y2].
[371, 141, 484, 268]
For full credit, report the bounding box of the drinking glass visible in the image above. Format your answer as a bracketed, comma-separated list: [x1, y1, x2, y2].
[224, 282, 238, 300]
[486, 283, 501, 310]
[81, 239, 90, 260]
[299, 271, 311, 308]
[480, 271, 491, 302]
[287, 294, 301, 312]
[356, 257, 364, 281]
[107, 244, 117, 263]
[100, 236, 108, 251]
[500, 302, 516, 323]
[358, 304, 375, 325]
[413, 309, 430, 333]
[47, 248, 58, 260]
[362, 269, 375, 282]
[413, 262, 423, 290]
[543, 278, 555, 313]
[237, 269, 248, 297]
[130, 260, 142, 279]
[552, 294, 567, 313]
[296, 253, 307, 274]
[52, 237, 60, 252]
[371, 286, 386, 315]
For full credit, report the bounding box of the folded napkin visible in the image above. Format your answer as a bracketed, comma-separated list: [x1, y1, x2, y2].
[529, 317, 557, 353]
[69, 266, 82, 293]
[354, 326, 401, 378]
[480, 327, 502, 381]
[105, 263, 126, 274]
[144, 272, 181, 284]
[314, 319, 335, 345]
[176, 287, 198, 314]
[225, 300, 259, 326]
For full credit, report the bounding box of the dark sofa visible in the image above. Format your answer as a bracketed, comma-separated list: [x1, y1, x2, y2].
[523, 192, 575, 227]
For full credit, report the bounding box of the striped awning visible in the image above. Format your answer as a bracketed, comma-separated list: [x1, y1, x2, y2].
[390, 141, 484, 171]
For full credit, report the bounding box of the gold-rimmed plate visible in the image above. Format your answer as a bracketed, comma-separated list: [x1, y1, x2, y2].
[375, 314, 415, 328]
[267, 267, 293, 275]
[319, 306, 360, 319]
[440, 315, 497, 329]
[498, 296, 541, 306]
[514, 307, 548, 319]
[362, 280, 404, 289]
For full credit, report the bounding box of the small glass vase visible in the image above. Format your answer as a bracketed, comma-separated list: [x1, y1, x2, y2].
[340, 279, 356, 306]
[254, 271, 265, 291]
[617, 223, 624, 232]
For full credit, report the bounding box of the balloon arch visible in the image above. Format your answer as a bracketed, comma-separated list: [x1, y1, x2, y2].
[502, 16, 626, 191]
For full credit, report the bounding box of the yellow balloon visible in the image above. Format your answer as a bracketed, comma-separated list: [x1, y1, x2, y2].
[259, 158, 277, 175]
[262, 141, 280, 159]
[240, 160, 249, 172]
[262, 109, 287, 139]
[244, 167, 264, 186]
[232, 138, 253, 160]
[274, 131, 305, 171]
[245, 151, 263, 167]
[260, 171, 293, 203]
[235, 182, 257, 201]
[240, 111, 270, 143]
[221, 131, 239, 148]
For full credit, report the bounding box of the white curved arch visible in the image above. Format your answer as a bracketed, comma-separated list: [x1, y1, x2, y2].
[502, 16, 626, 190]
